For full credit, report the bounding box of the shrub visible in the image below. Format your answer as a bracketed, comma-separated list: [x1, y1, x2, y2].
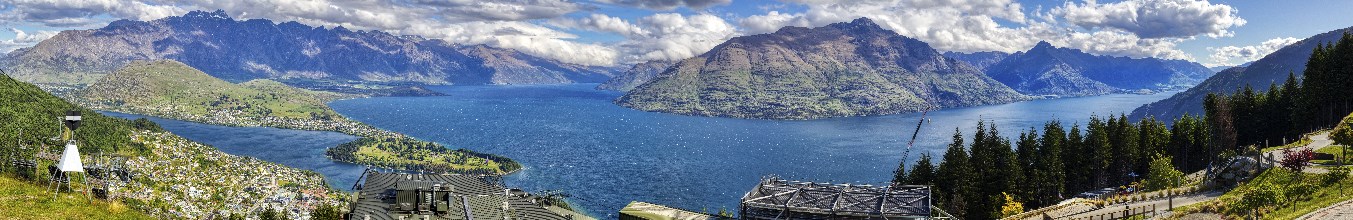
[1281, 148, 1316, 171]
[1325, 166, 1350, 185]
[1145, 154, 1185, 191]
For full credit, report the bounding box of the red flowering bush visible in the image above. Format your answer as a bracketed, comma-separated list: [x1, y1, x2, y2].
[1281, 148, 1315, 171]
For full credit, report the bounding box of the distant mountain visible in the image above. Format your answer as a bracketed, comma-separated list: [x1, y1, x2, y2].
[2, 10, 614, 89]
[1131, 26, 1353, 120]
[617, 18, 1028, 120]
[596, 60, 676, 92]
[944, 51, 1009, 72]
[1209, 66, 1234, 72]
[984, 41, 1214, 97]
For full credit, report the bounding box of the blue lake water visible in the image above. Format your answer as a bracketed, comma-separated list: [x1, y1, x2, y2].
[323, 84, 1180, 218]
[100, 111, 365, 189]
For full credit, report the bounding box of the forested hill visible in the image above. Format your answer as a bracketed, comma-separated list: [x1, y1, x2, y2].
[0, 69, 139, 155]
[1, 10, 616, 89]
[1131, 26, 1353, 121]
[617, 18, 1028, 120]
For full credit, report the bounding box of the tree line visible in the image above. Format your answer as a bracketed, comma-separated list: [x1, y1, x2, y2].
[890, 31, 1353, 219]
[1205, 32, 1353, 153]
[893, 114, 1209, 219]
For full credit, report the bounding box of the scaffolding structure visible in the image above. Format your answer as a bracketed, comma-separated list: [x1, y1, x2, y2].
[739, 175, 934, 220]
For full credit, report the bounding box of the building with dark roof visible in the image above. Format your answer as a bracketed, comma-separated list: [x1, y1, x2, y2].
[346, 170, 590, 220]
[739, 175, 943, 220]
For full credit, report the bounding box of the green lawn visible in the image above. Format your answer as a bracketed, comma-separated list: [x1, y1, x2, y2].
[1170, 168, 1353, 220]
[1315, 145, 1353, 165]
[0, 175, 152, 219]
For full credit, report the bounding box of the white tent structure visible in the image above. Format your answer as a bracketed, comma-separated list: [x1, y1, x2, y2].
[50, 140, 89, 200]
[57, 141, 84, 172]
[50, 111, 89, 200]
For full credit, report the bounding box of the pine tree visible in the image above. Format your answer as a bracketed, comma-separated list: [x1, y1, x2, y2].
[935, 128, 972, 219]
[1064, 123, 1086, 193]
[1015, 129, 1038, 202]
[892, 158, 909, 185]
[1035, 120, 1067, 206]
[907, 153, 936, 186]
[1087, 115, 1112, 188]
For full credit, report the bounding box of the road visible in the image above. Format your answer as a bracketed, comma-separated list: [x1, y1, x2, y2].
[1059, 191, 1224, 219]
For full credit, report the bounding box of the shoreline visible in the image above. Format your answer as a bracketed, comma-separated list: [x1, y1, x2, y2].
[87, 105, 524, 176]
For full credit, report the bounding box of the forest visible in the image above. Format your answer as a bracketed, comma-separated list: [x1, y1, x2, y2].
[894, 32, 1353, 220]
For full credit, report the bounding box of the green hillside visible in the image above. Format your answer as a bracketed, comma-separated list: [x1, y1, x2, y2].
[74, 60, 350, 122]
[0, 68, 349, 218]
[69, 60, 520, 175]
[0, 176, 153, 219]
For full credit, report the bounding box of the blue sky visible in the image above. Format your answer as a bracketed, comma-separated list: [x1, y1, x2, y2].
[1, 0, 1350, 67]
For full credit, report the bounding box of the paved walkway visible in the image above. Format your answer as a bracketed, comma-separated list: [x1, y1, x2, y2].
[1264, 132, 1337, 173]
[1060, 191, 1224, 219]
[1298, 198, 1353, 219]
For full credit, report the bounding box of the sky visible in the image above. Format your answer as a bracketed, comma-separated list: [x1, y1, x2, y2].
[0, 0, 1349, 68]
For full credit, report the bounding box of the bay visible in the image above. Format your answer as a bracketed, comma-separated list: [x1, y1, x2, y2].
[327, 84, 1180, 218]
[100, 111, 365, 189]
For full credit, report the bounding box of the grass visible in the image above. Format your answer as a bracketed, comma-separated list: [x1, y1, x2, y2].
[1169, 168, 1353, 220]
[0, 175, 152, 219]
[1314, 145, 1353, 165]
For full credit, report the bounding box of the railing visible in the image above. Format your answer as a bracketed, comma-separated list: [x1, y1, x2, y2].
[1061, 204, 1155, 220]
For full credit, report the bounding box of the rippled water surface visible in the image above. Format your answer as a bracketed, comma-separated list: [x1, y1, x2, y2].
[323, 84, 1178, 217]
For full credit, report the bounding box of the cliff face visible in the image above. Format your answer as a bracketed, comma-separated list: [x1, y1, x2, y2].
[2, 10, 614, 87]
[616, 18, 1028, 120]
[984, 41, 1214, 97]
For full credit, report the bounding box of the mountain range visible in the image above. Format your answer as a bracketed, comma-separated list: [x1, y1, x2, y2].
[1, 10, 615, 90]
[616, 18, 1029, 119]
[596, 60, 676, 92]
[1131, 26, 1353, 120]
[983, 41, 1214, 97]
[943, 51, 1009, 72]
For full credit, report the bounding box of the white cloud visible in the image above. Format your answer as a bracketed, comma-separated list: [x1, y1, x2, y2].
[621, 13, 737, 63]
[1206, 37, 1300, 67]
[732, 0, 1220, 62]
[0, 0, 624, 66]
[0, 0, 1250, 66]
[0, 0, 185, 27]
[549, 14, 648, 37]
[1052, 0, 1246, 39]
[0, 28, 58, 52]
[596, 0, 731, 11]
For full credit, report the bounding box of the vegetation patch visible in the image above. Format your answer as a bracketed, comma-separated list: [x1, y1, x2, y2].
[1169, 168, 1353, 220]
[325, 137, 521, 175]
[0, 175, 152, 219]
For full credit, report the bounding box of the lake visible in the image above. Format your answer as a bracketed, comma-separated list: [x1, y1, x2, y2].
[104, 84, 1178, 218]
[324, 84, 1179, 218]
[100, 111, 366, 189]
